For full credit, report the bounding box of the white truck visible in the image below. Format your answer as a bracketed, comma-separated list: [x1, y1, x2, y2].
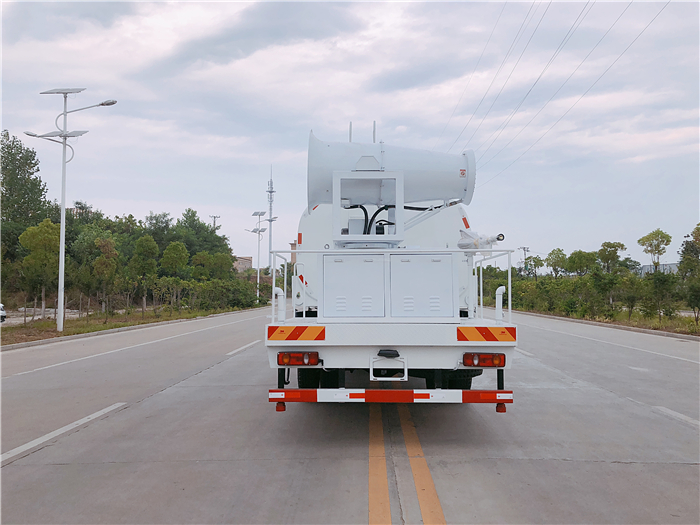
[267, 132, 516, 412]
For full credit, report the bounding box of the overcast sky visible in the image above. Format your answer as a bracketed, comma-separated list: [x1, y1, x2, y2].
[2, 1, 698, 269]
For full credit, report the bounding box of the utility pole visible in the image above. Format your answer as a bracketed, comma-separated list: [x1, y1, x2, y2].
[210, 215, 220, 229]
[266, 166, 276, 273]
[518, 246, 530, 271]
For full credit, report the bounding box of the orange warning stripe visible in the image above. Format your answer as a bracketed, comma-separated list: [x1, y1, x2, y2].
[267, 325, 326, 341]
[457, 326, 516, 342]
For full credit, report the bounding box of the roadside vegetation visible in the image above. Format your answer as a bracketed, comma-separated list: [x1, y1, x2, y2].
[0, 306, 259, 346]
[480, 225, 700, 336]
[1, 130, 269, 345]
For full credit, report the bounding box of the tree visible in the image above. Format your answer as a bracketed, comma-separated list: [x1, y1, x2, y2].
[93, 236, 119, 321]
[598, 241, 626, 273]
[545, 248, 567, 278]
[71, 224, 112, 319]
[637, 229, 672, 272]
[686, 278, 700, 327]
[566, 250, 598, 276]
[143, 212, 174, 253]
[525, 255, 544, 281]
[619, 257, 641, 275]
[210, 252, 234, 280]
[641, 271, 678, 322]
[591, 267, 620, 312]
[619, 273, 643, 320]
[160, 241, 189, 277]
[19, 219, 60, 319]
[678, 224, 700, 280]
[174, 208, 229, 256]
[129, 235, 159, 317]
[191, 251, 213, 281]
[1, 130, 58, 261]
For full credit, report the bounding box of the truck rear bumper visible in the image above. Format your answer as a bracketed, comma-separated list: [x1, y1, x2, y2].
[269, 388, 513, 403]
[269, 388, 513, 413]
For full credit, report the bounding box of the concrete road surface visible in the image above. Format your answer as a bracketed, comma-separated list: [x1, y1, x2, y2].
[2, 308, 698, 524]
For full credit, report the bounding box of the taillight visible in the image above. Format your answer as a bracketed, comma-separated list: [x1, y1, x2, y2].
[277, 352, 319, 366]
[463, 353, 505, 367]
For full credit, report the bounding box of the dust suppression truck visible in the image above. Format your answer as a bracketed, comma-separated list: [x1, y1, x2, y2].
[267, 131, 516, 412]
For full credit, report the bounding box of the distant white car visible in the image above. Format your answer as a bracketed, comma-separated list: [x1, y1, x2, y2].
[0, 303, 5, 323]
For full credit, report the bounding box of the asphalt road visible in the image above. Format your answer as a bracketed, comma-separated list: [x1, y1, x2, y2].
[2, 308, 698, 524]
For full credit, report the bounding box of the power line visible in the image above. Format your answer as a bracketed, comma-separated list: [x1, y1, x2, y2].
[477, 0, 672, 188]
[431, 2, 507, 151]
[473, 0, 595, 160]
[477, 1, 635, 172]
[461, 0, 553, 151]
[446, 1, 538, 153]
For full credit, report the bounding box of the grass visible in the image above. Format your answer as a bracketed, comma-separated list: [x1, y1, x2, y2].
[0, 307, 258, 347]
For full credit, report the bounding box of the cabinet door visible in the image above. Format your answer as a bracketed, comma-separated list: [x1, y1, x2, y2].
[390, 254, 454, 317]
[323, 255, 385, 317]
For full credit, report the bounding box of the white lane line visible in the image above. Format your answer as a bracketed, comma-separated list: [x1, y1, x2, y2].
[515, 347, 534, 357]
[518, 323, 700, 364]
[1, 403, 126, 463]
[226, 339, 261, 356]
[7, 315, 267, 378]
[654, 406, 700, 427]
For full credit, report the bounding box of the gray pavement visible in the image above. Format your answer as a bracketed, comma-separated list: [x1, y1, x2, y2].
[1, 309, 698, 524]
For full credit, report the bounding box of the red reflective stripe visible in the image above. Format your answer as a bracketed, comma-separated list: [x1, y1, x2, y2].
[364, 390, 414, 403]
[287, 326, 308, 340]
[298, 233, 302, 245]
[462, 390, 513, 403]
[270, 389, 318, 402]
[506, 327, 516, 339]
[457, 328, 467, 341]
[476, 327, 499, 342]
[268, 326, 279, 338]
[349, 392, 365, 399]
[462, 217, 470, 229]
[315, 327, 326, 340]
[414, 393, 431, 400]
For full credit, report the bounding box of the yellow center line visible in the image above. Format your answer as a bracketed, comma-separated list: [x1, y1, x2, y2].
[369, 404, 392, 525]
[398, 404, 446, 525]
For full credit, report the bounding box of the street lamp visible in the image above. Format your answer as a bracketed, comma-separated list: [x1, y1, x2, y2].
[24, 88, 117, 332]
[247, 211, 267, 297]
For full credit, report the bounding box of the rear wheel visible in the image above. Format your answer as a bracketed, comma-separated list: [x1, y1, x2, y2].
[297, 368, 321, 388]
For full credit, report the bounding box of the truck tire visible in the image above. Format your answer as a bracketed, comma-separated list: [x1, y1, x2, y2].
[298, 368, 321, 388]
[448, 369, 483, 390]
[320, 369, 340, 388]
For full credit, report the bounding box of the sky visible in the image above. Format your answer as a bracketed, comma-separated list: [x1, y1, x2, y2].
[2, 0, 698, 270]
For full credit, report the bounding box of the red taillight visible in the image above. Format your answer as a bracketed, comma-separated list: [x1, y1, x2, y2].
[463, 353, 506, 367]
[277, 352, 319, 366]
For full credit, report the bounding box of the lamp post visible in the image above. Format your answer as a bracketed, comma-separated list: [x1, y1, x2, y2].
[266, 169, 276, 273]
[247, 211, 267, 297]
[25, 88, 116, 332]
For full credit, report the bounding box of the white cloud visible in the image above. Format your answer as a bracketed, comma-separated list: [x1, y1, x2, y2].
[2, 1, 697, 265]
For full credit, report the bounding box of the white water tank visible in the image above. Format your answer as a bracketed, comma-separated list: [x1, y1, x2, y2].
[307, 132, 476, 209]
